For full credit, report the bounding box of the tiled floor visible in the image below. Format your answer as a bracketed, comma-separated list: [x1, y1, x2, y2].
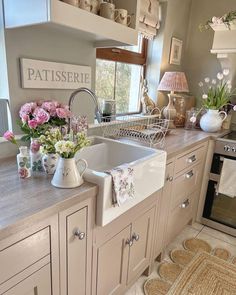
[125, 223, 236, 295]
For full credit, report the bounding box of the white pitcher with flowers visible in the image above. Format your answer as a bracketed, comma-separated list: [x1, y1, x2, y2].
[191, 69, 236, 133]
[51, 132, 90, 188]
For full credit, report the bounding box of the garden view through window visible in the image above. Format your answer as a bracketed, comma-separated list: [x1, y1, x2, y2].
[96, 36, 148, 115]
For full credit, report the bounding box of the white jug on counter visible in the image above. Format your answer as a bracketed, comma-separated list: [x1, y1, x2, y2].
[200, 109, 227, 133]
[51, 157, 87, 188]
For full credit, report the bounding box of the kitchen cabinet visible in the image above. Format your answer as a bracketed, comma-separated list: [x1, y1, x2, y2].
[96, 226, 130, 295]
[162, 143, 207, 247]
[152, 161, 174, 260]
[3, 0, 139, 47]
[93, 199, 158, 295]
[0, 215, 59, 295]
[59, 196, 94, 295]
[127, 207, 155, 284]
[3, 264, 51, 295]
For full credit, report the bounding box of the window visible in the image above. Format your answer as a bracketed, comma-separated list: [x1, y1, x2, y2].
[96, 36, 148, 115]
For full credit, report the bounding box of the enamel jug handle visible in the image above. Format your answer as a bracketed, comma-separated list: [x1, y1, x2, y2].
[218, 111, 227, 122]
[76, 158, 88, 177]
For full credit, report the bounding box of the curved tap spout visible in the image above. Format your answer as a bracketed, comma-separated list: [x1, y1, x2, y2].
[68, 87, 102, 131]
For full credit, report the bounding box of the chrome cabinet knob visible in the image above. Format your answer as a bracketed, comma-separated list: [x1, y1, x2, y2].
[180, 199, 190, 209]
[185, 170, 194, 179]
[187, 155, 196, 163]
[74, 229, 86, 240]
[126, 238, 133, 247]
[166, 176, 173, 182]
[132, 233, 140, 242]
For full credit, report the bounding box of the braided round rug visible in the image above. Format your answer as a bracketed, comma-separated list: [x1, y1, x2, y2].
[144, 237, 236, 295]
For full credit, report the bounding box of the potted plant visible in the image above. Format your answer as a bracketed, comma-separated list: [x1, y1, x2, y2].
[197, 70, 236, 132]
[51, 131, 90, 188]
[199, 10, 236, 31]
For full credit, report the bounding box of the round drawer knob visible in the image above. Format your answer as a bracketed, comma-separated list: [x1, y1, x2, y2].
[74, 230, 86, 240]
[132, 233, 140, 242]
[166, 176, 173, 182]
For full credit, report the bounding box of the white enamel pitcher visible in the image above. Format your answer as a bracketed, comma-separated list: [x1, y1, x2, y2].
[51, 157, 87, 188]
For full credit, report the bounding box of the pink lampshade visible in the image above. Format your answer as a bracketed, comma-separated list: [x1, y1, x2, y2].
[158, 72, 189, 93]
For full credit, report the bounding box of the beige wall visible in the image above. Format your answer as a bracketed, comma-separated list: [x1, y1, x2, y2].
[183, 0, 236, 124]
[4, 26, 96, 133]
[147, 0, 193, 107]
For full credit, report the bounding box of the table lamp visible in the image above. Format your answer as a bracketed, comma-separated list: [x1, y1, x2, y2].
[158, 72, 189, 128]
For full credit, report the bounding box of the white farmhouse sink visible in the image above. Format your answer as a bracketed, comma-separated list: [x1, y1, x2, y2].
[76, 137, 166, 226]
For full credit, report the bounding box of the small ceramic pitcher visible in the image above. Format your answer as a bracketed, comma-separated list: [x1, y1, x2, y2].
[51, 157, 87, 188]
[200, 109, 227, 133]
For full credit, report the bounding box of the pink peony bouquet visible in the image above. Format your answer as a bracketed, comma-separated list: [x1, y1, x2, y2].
[19, 100, 71, 141]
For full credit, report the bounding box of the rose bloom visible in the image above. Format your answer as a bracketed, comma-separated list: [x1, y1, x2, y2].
[56, 107, 71, 119]
[3, 130, 15, 141]
[42, 101, 57, 117]
[19, 102, 37, 119]
[33, 107, 50, 125]
[28, 119, 38, 129]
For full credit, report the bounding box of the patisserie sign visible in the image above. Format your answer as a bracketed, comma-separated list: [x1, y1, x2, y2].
[20, 58, 91, 89]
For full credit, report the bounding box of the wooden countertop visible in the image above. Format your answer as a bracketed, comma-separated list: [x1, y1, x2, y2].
[119, 128, 228, 159]
[0, 157, 97, 239]
[0, 128, 229, 239]
[161, 128, 229, 159]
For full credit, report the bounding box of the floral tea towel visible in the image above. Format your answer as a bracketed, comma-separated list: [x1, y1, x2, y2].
[106, 164, 135, 207]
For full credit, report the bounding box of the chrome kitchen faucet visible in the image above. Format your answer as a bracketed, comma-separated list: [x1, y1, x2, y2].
[68, 87, 102, 131]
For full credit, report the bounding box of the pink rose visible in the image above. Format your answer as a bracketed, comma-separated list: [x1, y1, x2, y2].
[56, 107, 71, 119]
[3, 130, 15, 141]
[19, 102, 37, 119]
[42, 101, 57, 117]
[21, 114, 29, 123]
[33, 107, 50, 125]
[28, 119, 38, 129]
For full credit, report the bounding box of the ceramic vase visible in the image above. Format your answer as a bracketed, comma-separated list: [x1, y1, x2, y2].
[200, 109, 227, 133]
[42, 153, 59, 175]
[17, 146, 31, 179]
[30, 138, 44, 172]
[51, 157, 88, 188]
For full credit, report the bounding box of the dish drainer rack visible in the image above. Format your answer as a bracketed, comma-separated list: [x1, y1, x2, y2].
[99, 113, 170, 147]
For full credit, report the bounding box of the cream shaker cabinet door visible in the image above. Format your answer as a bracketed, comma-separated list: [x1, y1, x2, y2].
[155, 162, 174, 256]
[127, 207, 155, 284]
[66, 207, 88, 295]
[96, 226, 131, 295]
[3, 264, 51, 295]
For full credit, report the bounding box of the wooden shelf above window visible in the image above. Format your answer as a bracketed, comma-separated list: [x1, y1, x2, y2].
[3, 0, 139, 48]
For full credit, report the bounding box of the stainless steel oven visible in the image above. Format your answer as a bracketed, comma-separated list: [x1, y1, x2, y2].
[202, 131, 236, 236]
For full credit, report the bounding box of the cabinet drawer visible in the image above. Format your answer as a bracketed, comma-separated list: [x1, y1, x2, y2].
[0, 227, 50, 285]
[167, 191, 196, 244]
[175, 145, 205, 174]
[3, 264, 51, 295]
[171, 163, 201, 210]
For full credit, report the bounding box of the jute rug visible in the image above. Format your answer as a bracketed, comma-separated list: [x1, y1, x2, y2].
[144, 238, 236, 295]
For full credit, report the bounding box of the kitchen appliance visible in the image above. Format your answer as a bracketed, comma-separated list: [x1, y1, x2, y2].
[202, 131, 236, 236]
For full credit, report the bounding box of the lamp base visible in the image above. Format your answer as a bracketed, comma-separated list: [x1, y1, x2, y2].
[163, 93, 177, 129]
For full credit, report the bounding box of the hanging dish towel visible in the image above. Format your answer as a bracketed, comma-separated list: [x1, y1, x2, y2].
[106, 164, 135, 207]
[218, 158, 236, 198]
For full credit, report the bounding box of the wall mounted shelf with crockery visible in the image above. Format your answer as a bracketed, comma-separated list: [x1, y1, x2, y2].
[3, 0, 139, 47]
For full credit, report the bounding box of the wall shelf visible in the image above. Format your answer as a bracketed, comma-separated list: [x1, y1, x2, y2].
[3, 0, 139, 47]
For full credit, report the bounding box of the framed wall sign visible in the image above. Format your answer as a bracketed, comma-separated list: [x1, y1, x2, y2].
[169, 38, 183, 65]
[20, 58, 92, 89]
